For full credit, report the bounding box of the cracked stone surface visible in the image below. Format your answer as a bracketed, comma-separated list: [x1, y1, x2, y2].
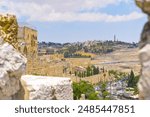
[0, 42, 27, 99]
[21, 75, 73, 100]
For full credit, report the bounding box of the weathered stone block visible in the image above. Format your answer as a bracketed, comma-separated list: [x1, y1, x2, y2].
[136, 0, 150, 14]
[21, 75, 73, 100]
[0, 42, 27, 99]
[138, 44, 150, 99]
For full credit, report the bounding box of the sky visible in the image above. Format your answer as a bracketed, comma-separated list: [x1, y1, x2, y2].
[0, 0, 148, 43]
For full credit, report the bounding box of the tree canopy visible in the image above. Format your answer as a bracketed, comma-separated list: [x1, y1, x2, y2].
[72, 81, 99, 100]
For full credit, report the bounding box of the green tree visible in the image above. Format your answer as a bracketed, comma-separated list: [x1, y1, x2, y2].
[127, 70, 140, 94]
[92, 65, 97, 75]
[64, 52, 71, 58]
[128, 70, 135, 87]
[72, 81, 99, 100]
[96, 67, 99, 74]
[72, 82, 81, 100]
[133, 75, 140, 94]
[86, 66, 91, 77]
[78, 72, 82, 78]
[84, 71, 87, 77]
[100, 82, 110, 100]
[69, 71, 72, 75]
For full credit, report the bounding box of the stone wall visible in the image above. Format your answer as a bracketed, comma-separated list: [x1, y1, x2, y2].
[135, 0, 150, 99]
[17, 26, 38, 58]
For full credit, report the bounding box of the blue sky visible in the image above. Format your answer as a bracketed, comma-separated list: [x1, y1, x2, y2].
[0, 0, 147, 43]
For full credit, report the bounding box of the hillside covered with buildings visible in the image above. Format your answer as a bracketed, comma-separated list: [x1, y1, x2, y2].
[38, 40, 138, 57]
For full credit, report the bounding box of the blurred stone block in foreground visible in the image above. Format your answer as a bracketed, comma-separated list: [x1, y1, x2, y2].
[138, 44, 150, 99]
[136, 0, 150, 14]
[135, 0, 150, 99]
[21, 75, 73, 100]
[0, 42, 27, 99]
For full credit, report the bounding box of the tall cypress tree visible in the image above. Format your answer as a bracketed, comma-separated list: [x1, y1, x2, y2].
[128, 70, 135, 87]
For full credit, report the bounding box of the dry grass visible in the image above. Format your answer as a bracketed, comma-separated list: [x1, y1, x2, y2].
[93, 48, 141, 75]
[26, 48, 141, 84]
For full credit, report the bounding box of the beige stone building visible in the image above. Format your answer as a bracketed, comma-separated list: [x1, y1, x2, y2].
[17, 25, 38, 59]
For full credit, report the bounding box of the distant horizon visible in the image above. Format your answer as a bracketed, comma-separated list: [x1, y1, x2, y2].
[19, 21, 142, 43]
[38, 38, 139, 44]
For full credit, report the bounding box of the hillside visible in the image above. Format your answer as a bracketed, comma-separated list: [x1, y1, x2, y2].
[38, 40, 138, 57]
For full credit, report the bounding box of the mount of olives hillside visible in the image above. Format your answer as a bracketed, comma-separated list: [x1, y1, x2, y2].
[38, 40, 138, 56]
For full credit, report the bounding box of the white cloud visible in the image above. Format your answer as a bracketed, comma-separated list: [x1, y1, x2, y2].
[26, 11, 144, 22]
[1, 0, 119, 12]
[0, 0, 145, 22]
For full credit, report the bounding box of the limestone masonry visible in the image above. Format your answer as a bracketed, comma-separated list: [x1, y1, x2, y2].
[21, 75, 73, 100]
[0, 41, 27, 99]
[17, 25, 38, 58]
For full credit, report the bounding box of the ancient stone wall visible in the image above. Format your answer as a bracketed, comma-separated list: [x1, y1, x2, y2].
[17, 26, 38, 58]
